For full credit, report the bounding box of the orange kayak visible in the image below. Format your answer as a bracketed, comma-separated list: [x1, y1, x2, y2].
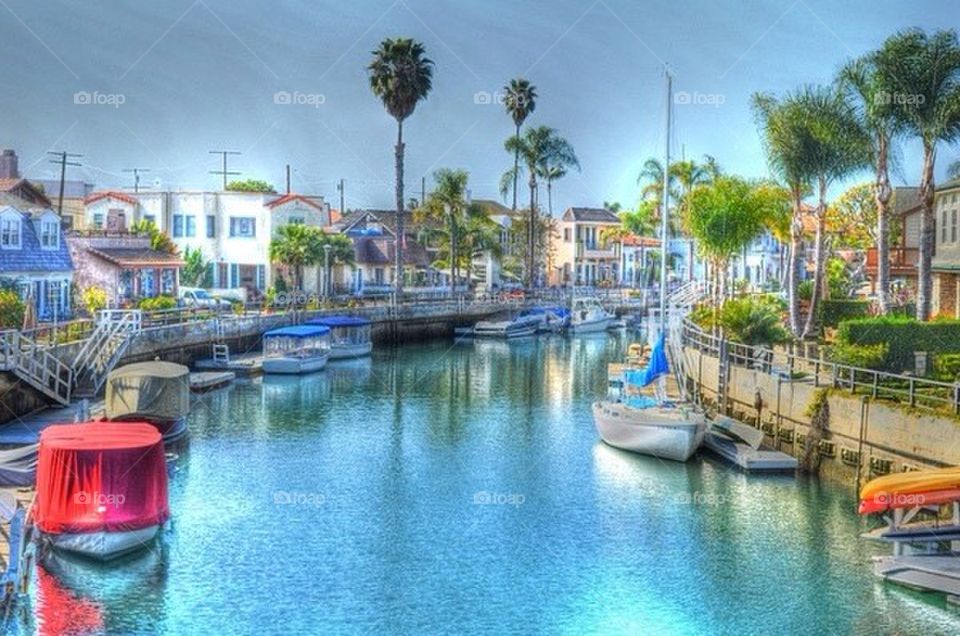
[858, 466, 960, 514]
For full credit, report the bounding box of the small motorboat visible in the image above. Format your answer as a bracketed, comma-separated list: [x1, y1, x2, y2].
[519, 306, 571, 333]
[305, 315, 373, 359]
[262, 325, 332, 374]
[473, 312, 542, 338]
[34, 422, 170, 561]
[570, 297, 614, 333]
[105, 361, 190, 444]
[593, 333, 705, 462]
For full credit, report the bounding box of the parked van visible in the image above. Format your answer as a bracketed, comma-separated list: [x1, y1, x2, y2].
[178, 287, 232, 309]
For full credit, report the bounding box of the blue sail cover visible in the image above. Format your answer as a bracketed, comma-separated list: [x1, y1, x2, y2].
[623, 332, 669, 388]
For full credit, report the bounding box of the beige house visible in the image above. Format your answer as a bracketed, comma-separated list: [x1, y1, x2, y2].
[932, 179, 960, 317]
[554, 207, 621, 286]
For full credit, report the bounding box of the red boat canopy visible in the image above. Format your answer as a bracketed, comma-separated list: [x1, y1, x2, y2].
[34, 422, 170, 535]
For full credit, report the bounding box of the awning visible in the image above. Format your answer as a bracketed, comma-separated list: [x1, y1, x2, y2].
[34, 422, 170, 534]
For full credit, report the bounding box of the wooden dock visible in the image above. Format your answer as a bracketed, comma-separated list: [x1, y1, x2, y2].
[195, 353, 263, 377]
[189, 371, 235, 391]
[874, 555, 960, 600]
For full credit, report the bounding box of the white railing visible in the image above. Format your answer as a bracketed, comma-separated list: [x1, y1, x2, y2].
[72, 310, 142, 396]
[0, 330, 72, 405]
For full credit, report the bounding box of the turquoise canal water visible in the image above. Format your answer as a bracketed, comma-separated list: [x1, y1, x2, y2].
[17, 336, 960, 635]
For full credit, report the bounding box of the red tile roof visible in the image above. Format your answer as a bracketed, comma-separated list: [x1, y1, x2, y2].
[85, 191, 138, 206]
[266, 193, 324, 211]
[621, 235, 660, 247]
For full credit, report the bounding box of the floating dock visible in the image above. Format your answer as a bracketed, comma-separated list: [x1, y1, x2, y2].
[703, 432, 799, 472]
[873, 555, 960, 600]
[189, 371, 236, 391]
[195, 353, 263, 377]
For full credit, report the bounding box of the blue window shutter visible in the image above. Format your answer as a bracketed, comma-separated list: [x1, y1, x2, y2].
[256, 265, 265, 290]
[230, 263, 239, 288]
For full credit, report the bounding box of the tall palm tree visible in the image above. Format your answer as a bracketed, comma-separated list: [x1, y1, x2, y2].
[504, 126, 579, 286]
[753, 92, 816, 337]
[880, 29, 960, 320]
[503, 78, 537, 211]
[417, 168, 470, 294]
[949, 159, 960, 180]
[542, 163, 567, 215]
[839, 48, 904, 315]
[368, 37, 434, 294]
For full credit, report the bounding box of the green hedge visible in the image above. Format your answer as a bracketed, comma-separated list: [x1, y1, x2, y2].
[837, 316, 960, 372]
[138, 295, 177, 311]
[821, 299, 870, 327]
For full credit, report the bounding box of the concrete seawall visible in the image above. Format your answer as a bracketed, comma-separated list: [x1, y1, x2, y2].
[683, 344, 960, 491]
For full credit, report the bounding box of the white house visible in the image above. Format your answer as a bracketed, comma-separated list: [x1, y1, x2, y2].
[83, 190, 332, 296]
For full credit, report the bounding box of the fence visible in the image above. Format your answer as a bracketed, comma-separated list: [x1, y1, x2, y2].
[681, 320, 960, 415]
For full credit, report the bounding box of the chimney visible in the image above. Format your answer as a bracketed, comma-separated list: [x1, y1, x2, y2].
[0, 149, 19, 179]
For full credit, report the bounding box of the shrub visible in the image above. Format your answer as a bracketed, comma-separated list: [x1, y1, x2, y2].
[798, 280, 814, 302]
[0, 289, 25, 328]
[138, 295, 177, 311]
[828, 342, 889, 369]
[821, 299, 869, 327]
[688, 304, 714, 331]
[837, 316, 960, 372]
[717, 296, 788, 347]
[80, 286, 107, 316]
[934, 353, 960, 381]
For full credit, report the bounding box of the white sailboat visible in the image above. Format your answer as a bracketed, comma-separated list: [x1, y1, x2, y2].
[591, 69, 706, 462]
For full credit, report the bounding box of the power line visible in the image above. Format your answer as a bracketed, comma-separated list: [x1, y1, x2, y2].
[47, 151, 82, 215]
[122, 167, 151, 193]
[209, 150, 241, 190]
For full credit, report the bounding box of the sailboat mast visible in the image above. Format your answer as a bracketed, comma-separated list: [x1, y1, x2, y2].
[658, 69, 672, 335]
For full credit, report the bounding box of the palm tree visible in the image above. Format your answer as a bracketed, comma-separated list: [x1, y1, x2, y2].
[880, 29, 960, 320]
[949, 159, 960, 181]
[417, 169, 470, 294]
[839, 48, 904, 315]
[368, 37, 434, 294]
[504, 126, 579, 286]
[542, 164, 567, 215]
[503, 78, 537, 211]
[317, 233, 355, 294]
[269, 224, 325, 291]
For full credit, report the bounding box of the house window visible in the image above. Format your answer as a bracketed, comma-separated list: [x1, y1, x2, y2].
[374, 268, 385, 285]
[953, 210, 959, 243]
[46, 281, 61, 317]
[229, 217, 256, 238]
[161, 269, 175, 294]
[93, 213, 104, 230]
[185, 216, 196, 237]
[942, 210, 948, 244]
[41, 219, 59, 249]
[206, 215, 216, 238]
[288, 217, 305, 225]
[173, 215, 184, 238]
[564, 228, 571, 243]
[0, 216, 21, 249]
[144, 214, 156, 226]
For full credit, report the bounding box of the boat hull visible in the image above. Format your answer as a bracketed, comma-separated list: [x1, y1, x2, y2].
[328, 342, 373, 360]
[473, 317, 540, 339]
[572, 317, 613, 333]
[47, 525, 161, 562]
[262, 354, 329, 374]
[592, 401, 706, 462]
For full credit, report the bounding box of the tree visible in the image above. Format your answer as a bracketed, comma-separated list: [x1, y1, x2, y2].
[225, 179, 276, 193]
[619, 200, 658, 236]
[503, 78, 537, 211]
[417, 168, 471, 294]
[826, 182, 900, 250]
[880, 28, 960, 320]
[503, 126, 579, 286]
[542, 164, 567, 216]
[181, 246, 212, 287]
[684, 177, 789, 304]
[368, 37, 434, 293]
[949, 159, 960, 180]
[268, 224, 325, 291]
[130, 219, 177, 254]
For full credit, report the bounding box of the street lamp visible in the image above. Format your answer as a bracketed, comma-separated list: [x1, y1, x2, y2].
[323, 244, 333, 299]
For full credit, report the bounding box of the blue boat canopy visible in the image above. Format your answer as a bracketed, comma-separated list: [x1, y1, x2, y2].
[307, 315, 371, 327]
[623, 332, 670, 388]
[263, 325, 331, 338]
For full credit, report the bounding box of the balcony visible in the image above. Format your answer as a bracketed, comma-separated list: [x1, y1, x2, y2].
[576, 242, 617, 260]
[865, 247, 919, 278]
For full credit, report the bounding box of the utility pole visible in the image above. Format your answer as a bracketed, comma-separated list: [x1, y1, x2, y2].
[47, 151, 82, 215]
[421, 176, 426, 207]
[122, 167, 151, 192]
[336, 178, 344, 213]
[209, 150, 241, 190]
[285, 164, 291, 194]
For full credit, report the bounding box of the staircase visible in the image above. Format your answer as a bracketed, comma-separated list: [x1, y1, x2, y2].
[663, 281, 709, 401]
[212, 318, 230, 364]
[72, 310, 142, 397]
[0, 330, 73, 405]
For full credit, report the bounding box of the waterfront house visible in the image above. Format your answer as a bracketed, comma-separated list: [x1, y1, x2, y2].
[728, 231, 784, 291]
[931, 179, 960, 317]
[67, 233, 184, 307]
[618, 235, 660, 287]
[865, 187, 922, 294]
[0, 194, 73, 320]
[331, 209, 432, 292]
[84, 190, 332, 296]
[555, 207, 621, 286]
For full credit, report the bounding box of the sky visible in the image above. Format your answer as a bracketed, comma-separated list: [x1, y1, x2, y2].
[1, 0, 957, 213]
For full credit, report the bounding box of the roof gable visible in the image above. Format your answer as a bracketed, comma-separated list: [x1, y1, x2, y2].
[0, 207, 72, 274]
[85, 191, 138, 206]
[562, 207, 621, 223]
[266, 193, 325, 211]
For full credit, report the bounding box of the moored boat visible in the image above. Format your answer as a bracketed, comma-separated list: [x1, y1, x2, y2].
[105, 361, 190, 444]
[306, 315, 373, 359]
[473, 312, 542, 338]
[519, 306, 571, 333]
[569, 297, 614, 333]
[592, 333, 705, 462]
[34, 422, 170, 561]
[262, 325, 331, 374]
